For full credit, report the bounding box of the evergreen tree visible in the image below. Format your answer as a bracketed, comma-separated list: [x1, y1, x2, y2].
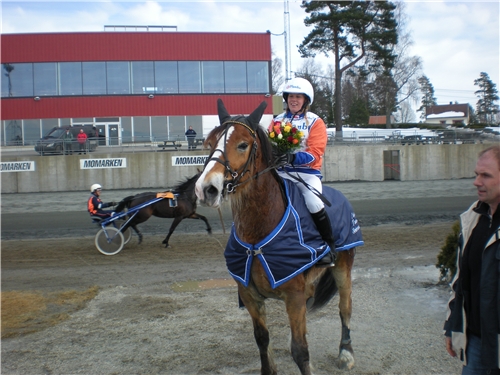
[298, 1, 398, 138]
[417, 75, 437, 120]
[474, 72, 499, 124]
[346, 96, 370, 126]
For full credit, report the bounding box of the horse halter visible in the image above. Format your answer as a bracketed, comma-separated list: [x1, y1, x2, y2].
[204, 120, 258, 196]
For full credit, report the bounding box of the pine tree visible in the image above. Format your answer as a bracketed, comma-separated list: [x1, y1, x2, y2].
[417, 75, 437, 120]
[299, 1, 398, 137]
[474, 72, 499, 124]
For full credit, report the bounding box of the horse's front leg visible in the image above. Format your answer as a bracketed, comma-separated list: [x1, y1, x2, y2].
[162, 217, 183, 247]
[284, 283, 311, 375]
[237, 283, 277, 375]
[189, 213, 212, 234]
[332, 248, 355, 370]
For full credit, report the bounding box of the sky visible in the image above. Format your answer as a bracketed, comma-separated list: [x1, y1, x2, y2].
[1, 0, 499, 116]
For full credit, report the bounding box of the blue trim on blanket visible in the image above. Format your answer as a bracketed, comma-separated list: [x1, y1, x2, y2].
[224, 180, 364, 289]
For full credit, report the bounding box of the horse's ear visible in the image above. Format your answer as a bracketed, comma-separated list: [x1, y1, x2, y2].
[217, 99, 231, 125]
[247, 101, 268, 129]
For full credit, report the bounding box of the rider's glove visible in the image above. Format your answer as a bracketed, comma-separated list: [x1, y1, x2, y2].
[110, 201, 117, 206]
[275, 152, 295, 166]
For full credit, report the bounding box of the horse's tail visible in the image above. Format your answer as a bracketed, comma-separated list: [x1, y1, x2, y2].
[115, 196, 135, 213]
[308, 269, 338, 312]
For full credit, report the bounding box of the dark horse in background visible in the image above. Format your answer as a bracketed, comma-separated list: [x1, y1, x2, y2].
[195, 99, 359, 374]
[115, 173, 212, 247]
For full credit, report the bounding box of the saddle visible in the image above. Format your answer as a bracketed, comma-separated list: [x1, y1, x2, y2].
[224, 179, 364, 289]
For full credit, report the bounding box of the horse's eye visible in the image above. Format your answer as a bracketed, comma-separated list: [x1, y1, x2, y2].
[237, 142, 249, 152]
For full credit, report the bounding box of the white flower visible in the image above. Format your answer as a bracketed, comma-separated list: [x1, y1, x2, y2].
[277, 134, 283, 140]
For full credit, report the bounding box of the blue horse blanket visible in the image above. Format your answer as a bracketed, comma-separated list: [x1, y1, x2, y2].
[225, 179, 364, 289]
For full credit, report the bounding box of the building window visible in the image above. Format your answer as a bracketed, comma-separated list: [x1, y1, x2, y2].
[24, 119, 42, 145]
[178, 61, 201, 94]
[202, 61, 224, 93]
[59, 62, 83, 96]
[247, 61, 269, 93]
[1, 60, 270, 98]
[41, 118, 59, 137]
[83, 62, 107, 95]
[106, 61, 130, 95]
[121, 117, 132, 143]
[34, 63, 57, 96]
[155, 61, 178, 93]
[151, 116, 167, 141]
[168, 116, 185, 140]
[2, 63, 34, 97]
[224, 62, 247, 93]
[131, 61, 155, 94]
[132, 116, 150, 142]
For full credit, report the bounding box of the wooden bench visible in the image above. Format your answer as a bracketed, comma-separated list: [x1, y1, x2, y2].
[158, 140, 182, 150]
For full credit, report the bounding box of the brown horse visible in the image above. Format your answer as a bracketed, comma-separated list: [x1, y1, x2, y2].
[195, 99, 359, 374]
[115, 173, 211, 247]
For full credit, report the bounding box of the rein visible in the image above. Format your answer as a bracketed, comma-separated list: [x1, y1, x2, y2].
[204, 120, 276, 196]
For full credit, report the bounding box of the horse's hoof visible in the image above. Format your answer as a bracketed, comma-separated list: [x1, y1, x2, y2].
[337, 349, 355, 370]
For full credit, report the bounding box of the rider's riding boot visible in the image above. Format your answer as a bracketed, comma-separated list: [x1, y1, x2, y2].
[311, 208, 337, 268]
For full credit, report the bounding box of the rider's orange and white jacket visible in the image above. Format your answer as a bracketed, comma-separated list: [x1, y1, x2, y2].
[269, 111, 328, 176]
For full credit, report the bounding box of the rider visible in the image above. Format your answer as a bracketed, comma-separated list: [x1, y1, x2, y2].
[271, 77, 335, 267]
[87, 184, 116, 220]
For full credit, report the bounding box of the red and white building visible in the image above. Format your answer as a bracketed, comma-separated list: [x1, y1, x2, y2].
[1, 29, 273, 146]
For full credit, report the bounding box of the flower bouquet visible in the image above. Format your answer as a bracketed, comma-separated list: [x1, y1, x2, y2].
[268, 120, 303, 154]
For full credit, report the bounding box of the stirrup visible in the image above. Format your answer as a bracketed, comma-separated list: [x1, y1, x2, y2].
[316, 250, 336, 268]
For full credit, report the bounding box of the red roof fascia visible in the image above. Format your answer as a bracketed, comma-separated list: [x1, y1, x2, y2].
[1, 32, 271, 63]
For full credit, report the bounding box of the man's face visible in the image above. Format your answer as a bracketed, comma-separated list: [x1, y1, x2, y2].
[95, 189, 102, 196]
[473, 151, 500, 208]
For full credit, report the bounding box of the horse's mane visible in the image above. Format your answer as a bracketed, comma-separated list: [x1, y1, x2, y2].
[172, 173, 199, 195]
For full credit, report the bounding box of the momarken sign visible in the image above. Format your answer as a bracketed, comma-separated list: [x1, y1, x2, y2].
[0, 161, 36, 172]
[80, 158, 127, 169]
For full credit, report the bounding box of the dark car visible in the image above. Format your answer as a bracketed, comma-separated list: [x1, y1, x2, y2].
[401, 135, 425, 145]
[35, 125, 98, 155]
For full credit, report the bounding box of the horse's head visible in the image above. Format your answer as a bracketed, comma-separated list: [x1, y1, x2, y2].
[195, 99, 273, 207]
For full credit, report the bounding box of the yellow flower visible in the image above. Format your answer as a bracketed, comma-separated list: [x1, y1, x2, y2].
[284, 125, 291, 133]
[269, 132, 275, 138]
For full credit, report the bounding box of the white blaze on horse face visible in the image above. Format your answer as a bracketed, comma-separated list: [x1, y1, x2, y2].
[195, 127, 235, 207]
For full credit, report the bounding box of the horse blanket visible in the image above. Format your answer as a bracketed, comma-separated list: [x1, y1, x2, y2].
[225, 179, 364, 289]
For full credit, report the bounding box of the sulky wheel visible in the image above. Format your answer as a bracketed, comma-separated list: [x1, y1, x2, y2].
[95, 227, 124, 255]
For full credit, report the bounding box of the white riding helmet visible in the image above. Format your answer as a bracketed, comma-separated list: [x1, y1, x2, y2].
[283, 77, 314, 105]
[90, 183, 102, 192]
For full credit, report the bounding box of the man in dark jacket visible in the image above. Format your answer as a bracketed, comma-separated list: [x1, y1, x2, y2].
[185, 126, 197, 150]
[444, 145, 500, 374]
[87, 183, 116, 220]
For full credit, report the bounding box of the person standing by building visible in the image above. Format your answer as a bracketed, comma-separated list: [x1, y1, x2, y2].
[62, 127, 74, 155]
[185, 126, 197, 150]
[77, 129, 88, 154]
[444, 144, 500, 375]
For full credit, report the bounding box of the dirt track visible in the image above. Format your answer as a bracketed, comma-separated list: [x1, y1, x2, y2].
[2, 222, 463, 375]
[2, 179, 475, 374]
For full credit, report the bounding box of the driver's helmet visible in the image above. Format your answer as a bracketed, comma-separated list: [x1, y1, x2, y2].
[283, 77, 314, 105]
[90, 183, 102, 193]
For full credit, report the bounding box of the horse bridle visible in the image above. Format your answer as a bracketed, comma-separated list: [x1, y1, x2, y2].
[203, 120, 263, 196]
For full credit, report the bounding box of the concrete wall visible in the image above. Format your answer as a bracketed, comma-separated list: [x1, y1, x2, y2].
[1, 143, 490, 193]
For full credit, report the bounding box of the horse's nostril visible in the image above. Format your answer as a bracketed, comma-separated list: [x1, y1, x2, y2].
[206, 185, 219, 198]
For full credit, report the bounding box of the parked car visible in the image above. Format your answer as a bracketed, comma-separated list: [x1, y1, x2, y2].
[401, 135, 425, 145]
[34, 125, 98, 155]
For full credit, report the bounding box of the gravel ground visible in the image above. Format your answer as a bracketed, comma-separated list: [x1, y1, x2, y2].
[1, 179, 473, 374]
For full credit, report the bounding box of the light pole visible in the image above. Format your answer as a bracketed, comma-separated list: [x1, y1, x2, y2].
[267, 0, 291, 82]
